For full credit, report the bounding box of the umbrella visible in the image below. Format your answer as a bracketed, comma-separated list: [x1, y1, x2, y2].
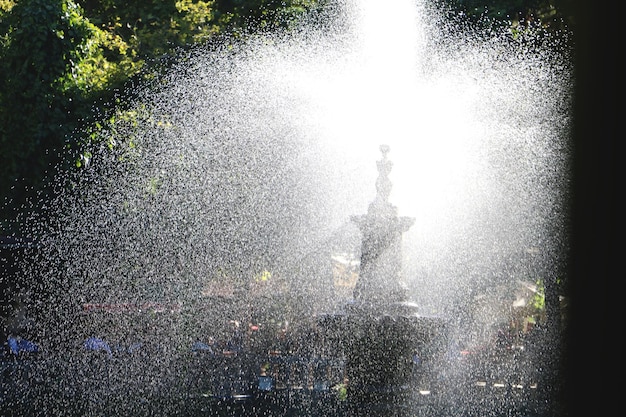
[83, 337, 112, 356]
[7, 336, 39, 354]
[191, 341, 214, 353]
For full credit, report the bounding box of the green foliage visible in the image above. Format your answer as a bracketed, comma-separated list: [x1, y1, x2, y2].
[174, 0, 221, 44]
[80, 1, 195, 59]
[213, 0, 322, 33]
[78, 1, 323, 61]
[0, 0, 145, 224]
[0, 0, 324, 229]
[1, 0, 90, 215]
[0, 1, 15, 13]
[438, 0, 574, 30]
[531, 279, 545, 310]
[254, 269, 272, 282]
[334, 382, 347, 400]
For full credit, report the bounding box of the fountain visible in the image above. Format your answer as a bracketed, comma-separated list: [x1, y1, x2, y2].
[319, 144, 448, 416]
[2, 0, 573, 416]
[350, 144, 415, 309]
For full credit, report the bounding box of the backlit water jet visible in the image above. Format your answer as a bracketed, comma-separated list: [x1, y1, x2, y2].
[6, 0, 572, 416]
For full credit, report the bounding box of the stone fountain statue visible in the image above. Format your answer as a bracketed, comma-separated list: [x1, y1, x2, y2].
[321, 145, 448, 417]
[350, 144, 415, 311]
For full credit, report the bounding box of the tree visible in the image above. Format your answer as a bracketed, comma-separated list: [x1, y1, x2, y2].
[438, 0, 575, 27]
[0, 0, 140, 227]
[0, 0, 325, 231]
